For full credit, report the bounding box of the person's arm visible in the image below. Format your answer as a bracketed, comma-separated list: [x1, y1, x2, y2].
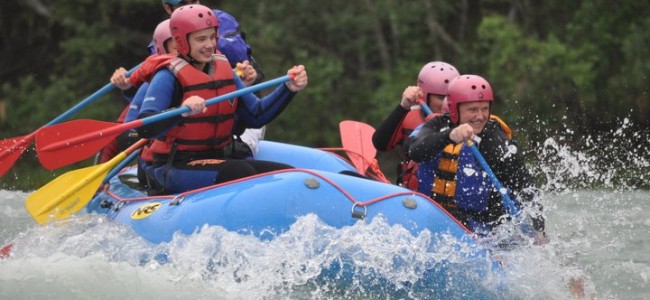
[373, 86, 423, 151]
[136, 70, 183, 138]
[479, 121, 532, 197]
[123, 83, 148, 123]
[408, 116, 454, 162]
[372, 104, 409, 151]
[235, 66, 307, 127]
[234, 75, 295, 127]
[480, 122, 547, 241]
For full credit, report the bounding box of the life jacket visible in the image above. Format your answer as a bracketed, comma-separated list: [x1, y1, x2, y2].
[398, 160, 419, 190]
[148, 55, 238, 158]
[386, 108, 425, 152]
[129, 54, 177, 88]
[396, 110, 443, 191]
[418, 115, 513, 212]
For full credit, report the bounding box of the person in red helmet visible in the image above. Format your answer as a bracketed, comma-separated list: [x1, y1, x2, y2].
[372, 61, 460, 190]
[136, 5, 308, 194]
[160, 0, 262, 83]
[408, 74, 547, 244]
[161, 0, 268, 160]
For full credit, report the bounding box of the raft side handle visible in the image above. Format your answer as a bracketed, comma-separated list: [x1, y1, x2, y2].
[351, 202, 367, 219]
[169, 195, 185, 206]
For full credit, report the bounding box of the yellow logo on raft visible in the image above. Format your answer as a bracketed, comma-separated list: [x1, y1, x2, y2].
[130, 203, 161, 220]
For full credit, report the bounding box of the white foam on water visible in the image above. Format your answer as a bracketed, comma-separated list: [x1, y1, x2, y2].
[0, 118, 648, 299]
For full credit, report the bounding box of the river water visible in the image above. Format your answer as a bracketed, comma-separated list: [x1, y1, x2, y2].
[0, 121, 648, 299]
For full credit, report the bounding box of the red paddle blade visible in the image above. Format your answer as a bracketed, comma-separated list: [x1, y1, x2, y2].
[0, 133, 35, 177]
[339, 120, 377, 174]
[0, 243, 12, 259]
[35, 119, 123, 170]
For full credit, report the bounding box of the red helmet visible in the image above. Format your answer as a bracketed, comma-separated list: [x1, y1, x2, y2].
[170, 4, 218, 56]
[447, 75, 494, 124]
[152, 20, 172, 55]
[417, 61, 460, 97]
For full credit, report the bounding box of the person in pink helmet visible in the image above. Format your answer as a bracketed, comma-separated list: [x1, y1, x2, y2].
[372, 61, 460, 191]
[408, 74, 547, 244]
[135, 5, 307, 194]
[95, 19, 181, 165]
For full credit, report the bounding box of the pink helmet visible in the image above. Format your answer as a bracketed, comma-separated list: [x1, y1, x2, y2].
[152, 20, 172, 55]
[417, 61, 460, 97]
[447, 75, 494, 124]
[170, 4, 218, 56]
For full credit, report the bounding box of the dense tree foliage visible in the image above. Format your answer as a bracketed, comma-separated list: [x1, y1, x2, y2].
[1, 0, 648, 189]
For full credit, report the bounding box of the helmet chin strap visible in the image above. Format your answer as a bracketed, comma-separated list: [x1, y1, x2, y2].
[182, 52, 199, 64]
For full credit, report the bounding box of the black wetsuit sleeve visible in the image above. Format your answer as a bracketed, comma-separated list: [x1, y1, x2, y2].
[407, 116, 453, 162]
[372, 104, 409, 151]
[480, 122, 545, 232]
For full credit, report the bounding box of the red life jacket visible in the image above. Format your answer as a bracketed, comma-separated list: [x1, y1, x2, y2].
[386, 108, 425, 152]
[129, 54, 177, 88]
[148, 55, 238, 156]
[129, 54, 178, 164]
[395, 108, 429, 191]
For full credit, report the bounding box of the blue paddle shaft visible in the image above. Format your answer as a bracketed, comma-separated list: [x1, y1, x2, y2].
[466, 141, 519, 215]
[104, 149, 141, 183]
[140, 75, 291, 126]
[101, 75, 291, 187]
[47, 63, 142, 126]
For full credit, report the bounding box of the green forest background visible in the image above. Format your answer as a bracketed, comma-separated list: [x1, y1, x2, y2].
[1, 0, 648, 190]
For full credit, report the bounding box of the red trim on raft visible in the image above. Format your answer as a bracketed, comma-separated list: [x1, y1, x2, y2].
[103, 167, 472, 234]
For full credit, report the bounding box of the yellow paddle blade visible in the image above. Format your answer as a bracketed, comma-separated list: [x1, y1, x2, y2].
[25, 152, 127, 224]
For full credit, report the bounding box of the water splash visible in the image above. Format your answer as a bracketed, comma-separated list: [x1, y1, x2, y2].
[528, 117, 649, 191]
[1, 118, 648, 299]
[518, 117, 650, 299]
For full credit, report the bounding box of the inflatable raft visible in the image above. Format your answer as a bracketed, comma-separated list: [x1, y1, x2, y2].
[86, 141, 472, 244]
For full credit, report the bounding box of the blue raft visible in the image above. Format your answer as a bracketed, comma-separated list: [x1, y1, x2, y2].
[86, 140, 501, 298]
[87, 141, 475, 244]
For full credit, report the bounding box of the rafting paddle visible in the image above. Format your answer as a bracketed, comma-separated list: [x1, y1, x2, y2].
[339, 120, 377, 174]
[35, 75, 292, 170]
[418, 99, 434, 116]
[417, 103, 519, 215]
[0, 64, 142, 177]
[466, 139, 519, 216]
[25, 139, 148, 224]
[339, 120, 390, 182]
